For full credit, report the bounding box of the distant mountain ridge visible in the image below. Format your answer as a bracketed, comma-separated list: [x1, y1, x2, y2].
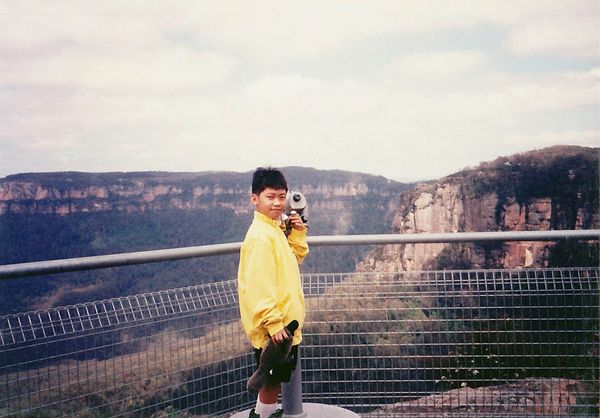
[1, 147, 597, 314]
[0, 167, 403, 216]
[0, 167, 410, 313]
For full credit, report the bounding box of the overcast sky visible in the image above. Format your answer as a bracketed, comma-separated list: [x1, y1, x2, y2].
[1, 1, 598, 182]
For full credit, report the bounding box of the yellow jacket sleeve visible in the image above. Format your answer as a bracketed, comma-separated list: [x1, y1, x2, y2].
[287, 228, 309, 264]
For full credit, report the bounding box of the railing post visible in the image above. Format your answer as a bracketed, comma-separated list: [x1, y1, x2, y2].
[281, 346, 307, 418]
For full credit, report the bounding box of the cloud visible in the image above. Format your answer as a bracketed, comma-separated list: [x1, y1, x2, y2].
[185, 0, 598, 62]
[0, 7, 164, 52]
[2, 1, 596, 62]
[0, 3, 237, 92]
[0, 3, 250, 105]
[473, 0, 597, 60]
[186, 1, 479, 60]
[504, 15, 598, 59]
[384, 51, 488, 81]
[0, 0, 597, 180]
[2, 61, 596, 178]
[239, 74, 327, 101]
[438, 69, 598, 121]
[1, 44, 237, 92]
[504, 129, 600, 148]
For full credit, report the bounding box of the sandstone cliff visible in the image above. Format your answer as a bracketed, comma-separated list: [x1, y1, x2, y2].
[0, 177, 248, 215]
[0, 169, 405, 227]
[358, 146, 599, 271]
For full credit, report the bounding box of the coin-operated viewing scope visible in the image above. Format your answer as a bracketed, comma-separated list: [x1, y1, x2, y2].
[282, 191, 308, 236]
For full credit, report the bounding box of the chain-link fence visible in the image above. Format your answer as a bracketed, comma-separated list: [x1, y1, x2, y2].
[1, 268, 598, 417]
[301, 268, 598, 417]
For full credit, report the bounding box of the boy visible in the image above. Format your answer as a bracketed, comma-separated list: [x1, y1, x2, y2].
[238, 167, 309, 418]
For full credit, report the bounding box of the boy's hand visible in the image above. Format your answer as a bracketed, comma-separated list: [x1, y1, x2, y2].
[271, 328, 291, 344]
[288, 212, 306, 231]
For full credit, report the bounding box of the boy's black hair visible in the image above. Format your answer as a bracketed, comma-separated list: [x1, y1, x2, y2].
[252, 167, 288, 195]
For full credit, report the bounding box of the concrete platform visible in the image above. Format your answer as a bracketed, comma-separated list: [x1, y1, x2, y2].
[230, 403, 359, 418]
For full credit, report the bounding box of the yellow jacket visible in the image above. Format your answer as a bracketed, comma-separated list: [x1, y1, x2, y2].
[238, 211, 309, 349]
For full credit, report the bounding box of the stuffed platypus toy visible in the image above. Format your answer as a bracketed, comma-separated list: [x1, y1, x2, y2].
[247, 320, 299, 393]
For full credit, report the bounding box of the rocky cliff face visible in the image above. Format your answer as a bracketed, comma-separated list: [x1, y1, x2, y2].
[358, 146, 599, 271]
[0, 179, 248, 215]
[0, 170, 404, 222]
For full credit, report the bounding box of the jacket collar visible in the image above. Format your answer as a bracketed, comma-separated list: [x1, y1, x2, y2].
[254, 210, 282, 228]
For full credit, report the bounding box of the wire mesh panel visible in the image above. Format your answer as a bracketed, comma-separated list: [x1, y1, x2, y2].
[301, 268, 599, 417]
[0, 281, 255, 417]
[0, 267, 598, 417]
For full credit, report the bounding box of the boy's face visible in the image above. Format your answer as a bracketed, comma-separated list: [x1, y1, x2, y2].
[251, 187, 287, 219]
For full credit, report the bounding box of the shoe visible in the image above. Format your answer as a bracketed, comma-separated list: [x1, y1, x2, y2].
[248, 409, 284, 418]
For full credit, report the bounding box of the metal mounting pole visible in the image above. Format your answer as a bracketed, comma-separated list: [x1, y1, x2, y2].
[281, 346, 307, 418]
[229, 343, 358, 418]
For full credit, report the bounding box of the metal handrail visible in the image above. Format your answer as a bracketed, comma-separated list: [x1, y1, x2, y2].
[0, 230, 598, 280]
